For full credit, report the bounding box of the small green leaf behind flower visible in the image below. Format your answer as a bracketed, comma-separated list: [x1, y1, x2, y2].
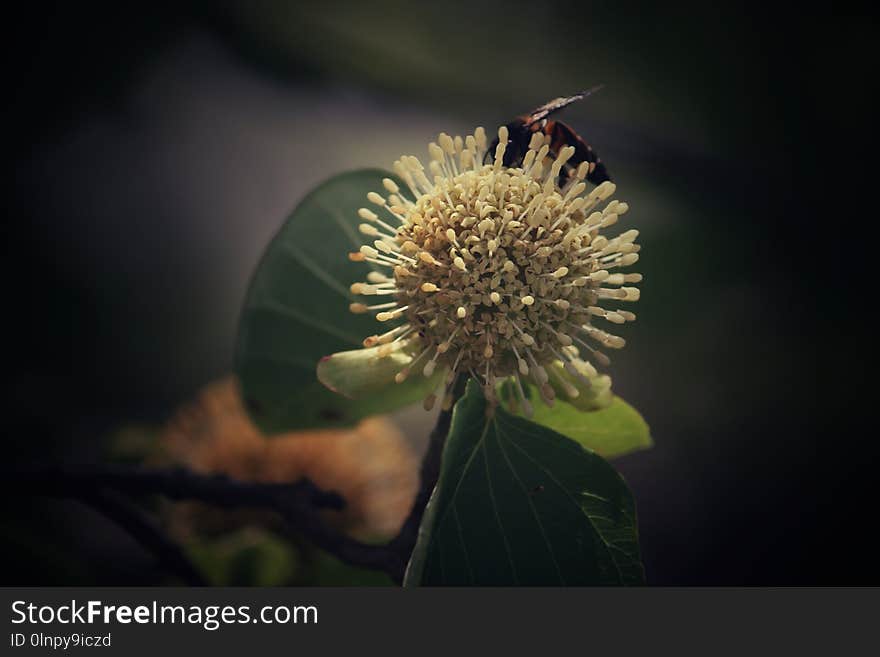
[405, 380, 644, 586]
[317, 345, 444, 409]
[499, 362, 651, 459]
[529, 396, 652, 460]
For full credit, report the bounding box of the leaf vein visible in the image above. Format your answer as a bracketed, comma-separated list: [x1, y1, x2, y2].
[500, 417, 628, 584]
[452, 503, 474, 585]
[275, 241, 352, 299]
[244, 301, 362, 346]
[493, 422, 566, 585]
[482, 435, 518, 585]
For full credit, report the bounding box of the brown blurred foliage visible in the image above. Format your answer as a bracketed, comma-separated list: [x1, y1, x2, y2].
[155, 377, 419, 541]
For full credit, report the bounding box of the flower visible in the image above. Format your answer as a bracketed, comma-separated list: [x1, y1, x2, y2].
[346, 126, 641, 417]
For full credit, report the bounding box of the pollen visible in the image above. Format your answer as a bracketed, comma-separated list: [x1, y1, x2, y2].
[346, 125, 642, 416]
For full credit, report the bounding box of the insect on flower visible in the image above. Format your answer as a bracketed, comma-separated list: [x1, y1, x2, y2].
[322, 110, 641, 419]
[485, 86, 611, 188]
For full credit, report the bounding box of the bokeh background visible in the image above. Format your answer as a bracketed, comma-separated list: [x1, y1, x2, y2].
[4, 0, 875, 584]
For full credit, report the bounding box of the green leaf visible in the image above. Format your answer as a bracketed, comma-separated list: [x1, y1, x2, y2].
[317, 345, 443, 403]
[499, 362, 651, 459]
[235, 169, 413, 433]
[405, 381, 644, 586]
[528, 395, 652, 460]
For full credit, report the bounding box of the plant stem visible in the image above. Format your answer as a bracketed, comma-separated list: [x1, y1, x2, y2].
[387, 375, 467, 582]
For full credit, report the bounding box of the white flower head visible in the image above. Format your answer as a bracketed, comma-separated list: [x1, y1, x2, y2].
[348, 126, 641, 416]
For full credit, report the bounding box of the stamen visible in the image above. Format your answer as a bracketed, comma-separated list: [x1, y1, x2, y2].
[366, 271, 392, 283]
[493, 126, 508, 170]
[549, 364, 580, 399]
[369, 324, 411, 346]
[347, 125, 638, 407]
[446, 349, 465, 384]
[523, 348, 548, 385]
[423, 348, 439, 377]
[395, 345, 432, 383]
[437, 326, 461, 353]
[510, 343, 530, 376]
[376, 305, 409, 322]
[511, 321, 536, 346]
[512, 372, 533, 418]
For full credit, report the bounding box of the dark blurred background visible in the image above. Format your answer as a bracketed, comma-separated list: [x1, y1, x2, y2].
[3, 0, 875, 584]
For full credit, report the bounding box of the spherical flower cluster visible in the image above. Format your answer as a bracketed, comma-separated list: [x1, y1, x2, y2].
[348, 126, 641, 416]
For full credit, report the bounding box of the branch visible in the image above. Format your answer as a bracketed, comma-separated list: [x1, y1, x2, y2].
[5, 465, 399, 577]
[77, 488, 208, 586]
[6, 377, 469, 584]
[387, 375, 468, 582]
[8, 465, 345, 510]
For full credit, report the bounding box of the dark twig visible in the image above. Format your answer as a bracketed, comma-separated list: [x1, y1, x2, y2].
[5, 378, 469, 584]
[7, 465, 346, 511]
[388, 375, 468, 582]
[5, 465, 398, 576]
[77, 488, 208, 586]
